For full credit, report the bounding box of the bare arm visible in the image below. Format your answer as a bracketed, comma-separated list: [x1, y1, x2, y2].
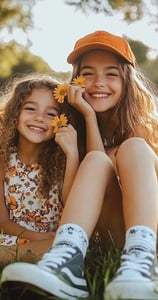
[67, 85, 105, 152]
[84, 110, 105, 152]
[54, 124, 79, 203]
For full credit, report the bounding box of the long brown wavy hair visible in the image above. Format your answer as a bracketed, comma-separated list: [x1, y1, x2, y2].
[69, 58, 158, 155]
[0, 73, 72, 199]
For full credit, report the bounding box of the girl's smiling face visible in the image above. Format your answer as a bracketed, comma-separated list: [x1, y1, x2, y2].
[17, 88, 59, 145]
[79, 50, 123, 112]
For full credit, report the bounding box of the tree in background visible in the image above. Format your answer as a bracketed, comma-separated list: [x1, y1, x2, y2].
[0, 41, 70, 86]
[65, 0, 158, 30]
[0, 0, 35, 32]
[0, 0, 70, 86]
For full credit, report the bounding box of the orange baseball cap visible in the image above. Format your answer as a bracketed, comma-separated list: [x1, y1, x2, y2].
[67, 30, 135, 67]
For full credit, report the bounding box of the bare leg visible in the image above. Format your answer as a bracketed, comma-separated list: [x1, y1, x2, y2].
[96, 172, 125, 250]
[97, 137, 158, 251]
[60, 150, 115, 238]
[105, 138, 158, 300]
[116, 137, 158, 232]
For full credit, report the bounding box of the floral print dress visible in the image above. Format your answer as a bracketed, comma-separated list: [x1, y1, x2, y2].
[0, 152, 63, 246]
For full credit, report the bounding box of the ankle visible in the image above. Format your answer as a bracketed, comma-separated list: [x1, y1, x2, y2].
[52, 223, 89, 257]
[124, 226, 156, 254]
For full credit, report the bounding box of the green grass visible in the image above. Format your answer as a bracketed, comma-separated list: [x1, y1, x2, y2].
[0, 232, 121, 300]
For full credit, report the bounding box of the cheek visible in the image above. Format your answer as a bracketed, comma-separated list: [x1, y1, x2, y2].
[48, 125, 55, 136]
[18, 111, 28, 122]
[84, 77, 93, 88]
[17, 115, 23, 128]
[82, 91, 89, 103]
[113, 80, 123, 95]
[118, 85, 123, 99]
[83, 80, 93, 100]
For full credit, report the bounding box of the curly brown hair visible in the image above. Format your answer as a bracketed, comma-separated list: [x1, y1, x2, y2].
[0, 73, 72, 199]
[70, 59, 158, 155]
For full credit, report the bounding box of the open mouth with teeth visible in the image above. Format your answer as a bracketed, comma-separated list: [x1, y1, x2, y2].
[90, 93, 110, 99]
[28, 125, 46, 132]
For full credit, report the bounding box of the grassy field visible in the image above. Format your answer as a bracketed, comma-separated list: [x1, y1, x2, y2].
[0, 232, 121, 300]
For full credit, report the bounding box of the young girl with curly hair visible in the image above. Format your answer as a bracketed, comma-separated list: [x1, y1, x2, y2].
[0, 73, 80, 262]
[1, 32, 158, 300]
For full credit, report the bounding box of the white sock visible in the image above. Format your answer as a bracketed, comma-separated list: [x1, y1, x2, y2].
[124, 225, 156, 253]
[52, 223, 89, 257]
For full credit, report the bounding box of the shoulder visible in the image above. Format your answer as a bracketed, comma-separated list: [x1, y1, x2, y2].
[134, 125, 148, 139]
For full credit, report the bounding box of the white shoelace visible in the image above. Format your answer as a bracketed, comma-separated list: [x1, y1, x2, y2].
[118, 251, 154, 277]
[38, 246, 76, 270]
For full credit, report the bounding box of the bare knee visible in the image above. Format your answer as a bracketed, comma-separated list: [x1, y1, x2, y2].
[84, 151, 113, 169]
[116, 137, 152, 164]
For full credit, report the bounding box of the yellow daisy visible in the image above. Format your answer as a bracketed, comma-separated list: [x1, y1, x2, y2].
[73, 75, 85, 87]
[53, 84, 67, 103]
[53, 76, 85, 103]
[52, 114, 68, 133]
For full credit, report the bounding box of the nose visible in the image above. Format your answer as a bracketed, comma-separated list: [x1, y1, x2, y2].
[94, 81, 104, 87]
[94, 76, 105, 87]
[34, 112, 44, 122]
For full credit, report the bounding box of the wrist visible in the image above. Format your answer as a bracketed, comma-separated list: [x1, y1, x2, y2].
[85, 110, 96, 122]
[66, 150, 79, 162]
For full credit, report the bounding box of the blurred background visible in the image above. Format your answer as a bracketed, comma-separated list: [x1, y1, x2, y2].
[0, 0, 158, 86]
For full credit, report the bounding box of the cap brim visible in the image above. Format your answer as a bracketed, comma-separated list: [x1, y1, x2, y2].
[67, 43, 134, 66]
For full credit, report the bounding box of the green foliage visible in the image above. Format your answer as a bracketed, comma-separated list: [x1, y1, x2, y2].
[128, 38, 149, 64]
[0, 0, 68, 85]
[142, 57, 158, 84]
[65, 0, 158, 29]
[0, 42, 48, 85]
[109, 0, 143, 22]
[0, 42, 70, 86]
[0, 0, 36, 32]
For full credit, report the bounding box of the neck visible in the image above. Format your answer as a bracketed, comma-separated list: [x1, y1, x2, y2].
[97, 109, 118, 142]
[17, 143, 42, 165]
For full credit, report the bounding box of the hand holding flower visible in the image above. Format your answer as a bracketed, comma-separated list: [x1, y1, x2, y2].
[52, 114, 68, 133]
[53, 76, 85, 103]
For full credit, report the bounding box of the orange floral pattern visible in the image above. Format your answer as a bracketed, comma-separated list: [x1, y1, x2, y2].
[0, 151, 63, 246]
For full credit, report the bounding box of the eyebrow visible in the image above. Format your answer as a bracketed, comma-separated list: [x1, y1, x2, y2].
[80, 65, 119, 71]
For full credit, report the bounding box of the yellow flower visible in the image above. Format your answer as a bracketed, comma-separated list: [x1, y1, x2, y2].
[52, 114, 68, 133]
[73, 75, 85, 87]
[53, 84, 67, 103]
[53, 76, 85, 103]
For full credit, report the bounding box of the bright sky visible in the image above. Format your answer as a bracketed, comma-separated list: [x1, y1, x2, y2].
[3, 0, 158, 72]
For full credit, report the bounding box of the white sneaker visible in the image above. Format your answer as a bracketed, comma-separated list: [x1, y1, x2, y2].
[1, 242, 88, 300]
[104, 248, 158, 300]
